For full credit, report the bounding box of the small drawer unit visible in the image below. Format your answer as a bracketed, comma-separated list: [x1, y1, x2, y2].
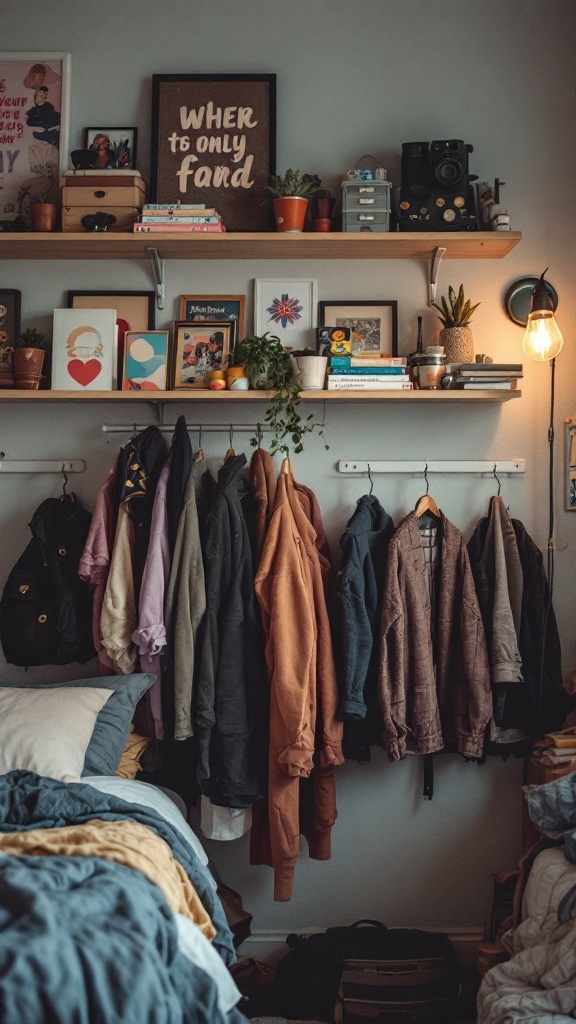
[341, 179, 391, 232]
[61, 173, 146, 233]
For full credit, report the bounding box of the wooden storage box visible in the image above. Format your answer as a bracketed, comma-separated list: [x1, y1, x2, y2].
[62, 184, 145, 208]
[62, 205, 142, 233]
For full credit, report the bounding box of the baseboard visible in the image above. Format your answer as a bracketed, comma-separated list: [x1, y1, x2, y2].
[240, 926, 483, 965]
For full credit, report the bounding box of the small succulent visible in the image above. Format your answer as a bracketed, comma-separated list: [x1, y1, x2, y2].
[432, 284, 480, 328]
[265, 168, 322, 199]
[15, 328, 48, 350]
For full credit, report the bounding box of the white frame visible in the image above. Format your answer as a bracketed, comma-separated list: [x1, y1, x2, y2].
[0, 52, 71, 224]
[51, 308, 115, 391]
[566, 418, 576, 511]
[254, 278, 318, 350]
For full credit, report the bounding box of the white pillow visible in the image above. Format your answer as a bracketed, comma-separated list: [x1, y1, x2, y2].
[0, 686, 113, 781]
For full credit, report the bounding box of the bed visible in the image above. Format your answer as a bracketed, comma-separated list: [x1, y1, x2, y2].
[478, 771, 576, 1024]
[0, 672, 248, 1024]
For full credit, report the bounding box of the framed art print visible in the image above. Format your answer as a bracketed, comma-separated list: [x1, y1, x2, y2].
[84, 127, 138, 170]
[318, 300, 398, 357]
[254, 278, 318, 350]
[151, 74, 276, 231]
[122, 331, 169, 391]
[171, 320, 233, 389]
[0, 290, 21, 348]
[566, 418, 576, 511]
[0, 52, 71, 227]
[67, 290, 154, 386]
[179, 294, 245, 348]
[51, 308, 115, 391]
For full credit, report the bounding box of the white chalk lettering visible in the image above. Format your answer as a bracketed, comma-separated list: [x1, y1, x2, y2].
[180, 106, 205, 130]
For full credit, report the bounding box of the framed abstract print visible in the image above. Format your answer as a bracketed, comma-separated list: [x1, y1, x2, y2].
[170, 320, 233, 389]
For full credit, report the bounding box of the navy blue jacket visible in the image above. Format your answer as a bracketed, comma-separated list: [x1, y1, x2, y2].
[336, 495, 394, 737]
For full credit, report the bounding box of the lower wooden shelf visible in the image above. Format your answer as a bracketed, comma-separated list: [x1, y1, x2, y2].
[0, 389, 521, 404]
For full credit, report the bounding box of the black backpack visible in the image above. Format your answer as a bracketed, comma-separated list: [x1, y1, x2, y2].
[0, 496, 95, 666]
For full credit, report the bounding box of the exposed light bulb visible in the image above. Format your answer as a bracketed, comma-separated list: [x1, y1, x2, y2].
[521, 269, 564, 362]
[522, 310, 564, 361]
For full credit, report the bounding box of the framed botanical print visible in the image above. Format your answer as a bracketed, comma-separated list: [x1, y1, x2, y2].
[0, 52, 71, 227]
[179, 294, 245, 348]
[51, 308, 115, 391]
[170, 320, 233, 389]
[151, 73, 276, 231]
[254, 278, 318, 350]
[318, 300, 398, 357]
[122, 331, 169, 391]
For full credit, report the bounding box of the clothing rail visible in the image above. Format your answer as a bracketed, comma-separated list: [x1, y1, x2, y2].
[101, 423, 272, 436]
[0, 459, 85, 474]
[338, 459, 526, 475]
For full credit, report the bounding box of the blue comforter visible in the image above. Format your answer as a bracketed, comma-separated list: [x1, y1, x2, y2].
[0, 770, 247, 1024]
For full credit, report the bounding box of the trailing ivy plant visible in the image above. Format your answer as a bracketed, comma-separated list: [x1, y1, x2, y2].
[234, 332, 328, 457]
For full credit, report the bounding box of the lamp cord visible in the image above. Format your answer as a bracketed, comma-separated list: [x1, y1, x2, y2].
[538, 357, 556, 722]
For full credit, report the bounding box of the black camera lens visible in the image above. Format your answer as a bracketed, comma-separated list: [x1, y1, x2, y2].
[434, 157, 464, 187]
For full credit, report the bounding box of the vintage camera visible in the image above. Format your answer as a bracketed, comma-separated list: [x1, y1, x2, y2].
[398, 140, 478, 231]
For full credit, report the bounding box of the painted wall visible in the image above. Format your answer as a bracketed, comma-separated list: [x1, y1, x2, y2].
[1, 0, 576, 936]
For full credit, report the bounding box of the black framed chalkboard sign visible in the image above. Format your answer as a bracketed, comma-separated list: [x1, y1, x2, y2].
[150, 73, 276, 232]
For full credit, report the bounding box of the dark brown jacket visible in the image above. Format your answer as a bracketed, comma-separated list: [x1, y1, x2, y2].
[379, 511, 492, 760]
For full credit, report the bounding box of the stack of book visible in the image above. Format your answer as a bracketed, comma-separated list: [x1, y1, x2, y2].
[327, 355, 411, 391]
[533, 727, 576, 768]
[445, 363, 523, 390]
[134, 203, 226, 233]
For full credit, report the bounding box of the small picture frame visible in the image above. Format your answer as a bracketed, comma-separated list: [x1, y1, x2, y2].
[179, 294, 245, 349]
[67, 290, 154, 388]
[84, 127, 138, 170]
[170, 320, 233, 389]
[318, 300, 398, 357]
[122, 331, 170, 391]
[566, 417, 576, 510]
[52, 308, 116, 390]
[254, 278, 318, 350]
[0, 290, 22, 348]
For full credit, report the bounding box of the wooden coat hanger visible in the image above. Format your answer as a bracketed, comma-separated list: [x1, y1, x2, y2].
[414, 463, 441, 520]
[224, 424, 236, 462]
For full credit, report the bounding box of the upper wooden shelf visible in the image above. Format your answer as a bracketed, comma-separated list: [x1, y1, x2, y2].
[0, 389, 521, 404]
[0, 231, 522, 261]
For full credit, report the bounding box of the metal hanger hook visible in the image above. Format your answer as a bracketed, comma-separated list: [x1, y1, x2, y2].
[424, 461, 430, 496]
[493, 462, 502, 497]
[229, 424, 234, 449]
[61, 463, 68, 496]
[256, 422, 263, 448]
[198, 423, 202, 451]
[367, 463, 374, 496]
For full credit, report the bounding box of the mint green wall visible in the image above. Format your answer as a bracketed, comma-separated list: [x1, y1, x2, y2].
[1, 0, 575, 934]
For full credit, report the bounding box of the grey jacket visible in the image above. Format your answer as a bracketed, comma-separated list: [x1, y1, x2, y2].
[379, 511, 492, 760]
[479, 496, 523, 686]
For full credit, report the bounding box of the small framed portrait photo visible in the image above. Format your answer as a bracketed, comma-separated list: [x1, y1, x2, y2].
[84, 127, 138, 170]
[171, 320, 233, 389]
[122, 331, 170, 391]
[318, 300, 398, 357]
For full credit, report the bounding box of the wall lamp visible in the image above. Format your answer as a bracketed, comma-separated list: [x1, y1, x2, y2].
[504, 270, 563, 720]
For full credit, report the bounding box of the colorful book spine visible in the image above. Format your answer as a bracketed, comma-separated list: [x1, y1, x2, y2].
[327, 379, 413, 390]
[140, 215, 222, 224]
[329, 367, 408, 376]
[143, 203, 208, 211]
[330, 356, 406, 368]
[134, 223, 226, 233]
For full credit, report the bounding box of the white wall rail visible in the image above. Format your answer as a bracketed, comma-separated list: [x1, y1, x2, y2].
[338, 460, 526, 476]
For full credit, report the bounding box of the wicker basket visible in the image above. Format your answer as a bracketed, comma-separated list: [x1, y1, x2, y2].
[440, 326, 474, 363]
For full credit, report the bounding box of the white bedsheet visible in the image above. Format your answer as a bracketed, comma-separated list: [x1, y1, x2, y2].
[478, 848, 576, 1024]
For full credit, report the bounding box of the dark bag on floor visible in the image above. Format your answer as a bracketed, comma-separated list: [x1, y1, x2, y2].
[335, 930, 460, 1023]
[270, 920, 391, 1019]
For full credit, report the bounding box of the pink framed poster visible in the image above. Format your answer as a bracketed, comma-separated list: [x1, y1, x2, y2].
[0, 52, 71, 228]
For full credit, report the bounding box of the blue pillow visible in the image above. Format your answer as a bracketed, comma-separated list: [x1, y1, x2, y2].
[0, 674, 156, 776]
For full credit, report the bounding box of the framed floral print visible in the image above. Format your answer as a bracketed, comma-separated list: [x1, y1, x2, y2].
[254, 278, 318, 350]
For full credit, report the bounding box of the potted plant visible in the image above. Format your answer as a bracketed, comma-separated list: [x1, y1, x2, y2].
[265, 168, 322, 233]
[289, 347, 328, 390]
[13, 328, 48, 389]
[431, 284, 480, 363]
[30, 183, 57, 232]
[234, 333, 328, 455]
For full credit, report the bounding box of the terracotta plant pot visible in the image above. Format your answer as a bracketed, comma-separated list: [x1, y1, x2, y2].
[13, 348, 45, 389]
[31, 203, 57, 232]
[273, 197, 308, 232]
[439, 326, 474, 363]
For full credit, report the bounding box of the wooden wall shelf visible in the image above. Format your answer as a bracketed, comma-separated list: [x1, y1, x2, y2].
[0, 231, 522, 261]
[0, 389, 521, 404]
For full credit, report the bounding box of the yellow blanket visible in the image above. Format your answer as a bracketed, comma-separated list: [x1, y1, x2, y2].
[0, 818, 215, 941]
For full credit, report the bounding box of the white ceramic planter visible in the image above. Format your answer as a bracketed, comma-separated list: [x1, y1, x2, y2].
[290, 355, 328, 390]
